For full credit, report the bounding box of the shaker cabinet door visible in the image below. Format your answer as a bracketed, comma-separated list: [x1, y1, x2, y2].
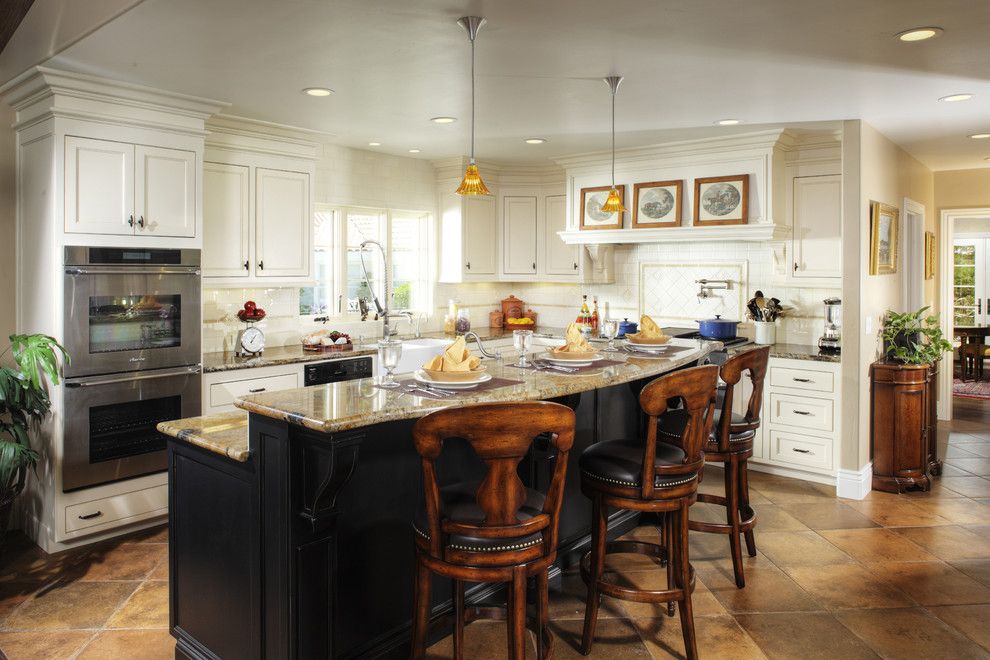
[502, 196, 538, 275]
[255, 168, 311, 278]
[462, 195, 497, 277]
[135, 145, 197, 237]
[203, 162, 251, 278]
[792, 174, 841, 279]
[65, 136, 135, 235]
[545, 194, 579, 276]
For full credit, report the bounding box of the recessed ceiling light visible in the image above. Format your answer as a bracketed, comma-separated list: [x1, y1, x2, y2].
[940, 94, 973, 103]
[408, 149, 421, 153]
[896, 27, 943, 42]
[431, 116, 457, 124]
[716, 119, 740, 126]
[524, 138, 548, 144]
[303, 87, 334, 97]
[368, 142, 381, 146]
[969, 134, 990, 139]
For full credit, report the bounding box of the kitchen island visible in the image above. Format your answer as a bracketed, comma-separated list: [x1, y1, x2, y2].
[160, 339, 720, 659]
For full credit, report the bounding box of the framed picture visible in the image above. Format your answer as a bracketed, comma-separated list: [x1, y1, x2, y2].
[869, 201, 899, 275]
[924, 231, 936, 280]
[632, 180, 683, 228]
[693, 174, 748, 226]
[580, 185, 624, 230]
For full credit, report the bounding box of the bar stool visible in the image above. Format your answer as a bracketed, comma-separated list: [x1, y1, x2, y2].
[410, 401, 576, 660]
[661, 346, 770, 588]
[579, 365, 719, 660]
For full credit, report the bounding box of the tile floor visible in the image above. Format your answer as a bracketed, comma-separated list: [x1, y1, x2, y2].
[0, 401, 989, 659]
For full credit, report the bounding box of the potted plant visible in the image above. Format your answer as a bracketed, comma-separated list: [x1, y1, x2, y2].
[0, 334, 68, 532]
[880, 307, 952, 364]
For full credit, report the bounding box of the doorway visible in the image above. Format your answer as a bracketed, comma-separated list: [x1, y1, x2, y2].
[939, 209, 990, 421]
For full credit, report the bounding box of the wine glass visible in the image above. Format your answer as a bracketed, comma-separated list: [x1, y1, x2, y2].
[513, 329, 534, 368]
[377, 338, 402, 388]
[602, 319, 619, 352]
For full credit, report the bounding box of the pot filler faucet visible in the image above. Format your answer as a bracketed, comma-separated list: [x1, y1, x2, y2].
[359, 239, 394, 340]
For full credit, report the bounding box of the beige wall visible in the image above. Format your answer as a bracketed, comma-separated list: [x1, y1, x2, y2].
[0, 106, 15, 351]
[842, 121, 935, 472]
[935, 169, 990, 210]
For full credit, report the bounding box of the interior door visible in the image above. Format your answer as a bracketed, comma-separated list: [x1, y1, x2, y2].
[64, 136, 134, 235]
[135, 145, 197, 237]
[203, 162, 251, 278]
[255, 167, 311, 278]
[502, 196, 537, 275]
[953, 239, 988, 327]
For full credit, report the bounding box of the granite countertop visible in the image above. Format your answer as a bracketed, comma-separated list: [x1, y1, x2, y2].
[233, 339, 717, 436]
[767, 343, 840, 363]
[157, 411, 250, 462]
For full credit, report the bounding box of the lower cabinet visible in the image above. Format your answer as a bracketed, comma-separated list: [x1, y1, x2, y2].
[203, 364, 303, 414]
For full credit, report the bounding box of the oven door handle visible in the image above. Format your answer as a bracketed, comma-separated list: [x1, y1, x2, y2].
[65, 366, 202, 388]
[65, 267, 201, 276]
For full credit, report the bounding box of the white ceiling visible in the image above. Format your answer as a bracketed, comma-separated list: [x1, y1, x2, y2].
[40, 0, 990, 170]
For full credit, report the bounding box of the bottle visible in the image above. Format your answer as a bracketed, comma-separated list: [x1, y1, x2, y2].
[591, 297, 600, 335]
[578, 295, 590, 331]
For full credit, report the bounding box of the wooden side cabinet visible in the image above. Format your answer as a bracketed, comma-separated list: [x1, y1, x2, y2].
[870, 361, 937, 493]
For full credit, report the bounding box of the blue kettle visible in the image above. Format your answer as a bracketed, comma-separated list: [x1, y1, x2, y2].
[617, 318, 638, 338]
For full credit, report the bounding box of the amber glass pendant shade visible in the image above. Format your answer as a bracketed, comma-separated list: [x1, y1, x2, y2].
[601, 187, 625, 213]
[455, 163, 492, 196]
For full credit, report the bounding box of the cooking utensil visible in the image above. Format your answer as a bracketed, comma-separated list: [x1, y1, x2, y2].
[696, 315, 739, 340]
[617, 318, 638, 338]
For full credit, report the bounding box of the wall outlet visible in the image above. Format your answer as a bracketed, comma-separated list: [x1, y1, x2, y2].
[865, 315, 874, 335]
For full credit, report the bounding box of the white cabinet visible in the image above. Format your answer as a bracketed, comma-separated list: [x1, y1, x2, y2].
[203, 364, 303, 414]
[502, 196, 538, 275]
[255, 168, 311, 277]
[545, 194, 580, 277]
[791, 174, 841, 279]
[65, 136, 196, 238]
[463, 196, 498, 277]
[203, 162, 251, 278]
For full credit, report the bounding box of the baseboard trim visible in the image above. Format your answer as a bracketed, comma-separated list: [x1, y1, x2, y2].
[747, 461, 836, 487]
[836, 462, 873, 500]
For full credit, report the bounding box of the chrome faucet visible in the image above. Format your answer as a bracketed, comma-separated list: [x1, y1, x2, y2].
[462, 332, 501, 360]
[359, 240, 392, 340]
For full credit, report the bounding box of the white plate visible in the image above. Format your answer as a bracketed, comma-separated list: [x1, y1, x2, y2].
[622, 340, 671, 352]
[414, 370, 492, 389]
[539, 352, 605, 367]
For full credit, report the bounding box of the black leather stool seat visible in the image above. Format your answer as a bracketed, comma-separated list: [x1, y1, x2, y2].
[413, 481, 545, 552]
[658, 409, 754, 444]
[580, 438, 696, 489]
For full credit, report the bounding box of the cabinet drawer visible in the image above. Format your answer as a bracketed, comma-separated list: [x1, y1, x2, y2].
[65, 484, 168, 533]
[769, 366, 834, 393]
[209, 372, 299, 409]
[768, 430, 832, 471]
[769, 393, 834, 432]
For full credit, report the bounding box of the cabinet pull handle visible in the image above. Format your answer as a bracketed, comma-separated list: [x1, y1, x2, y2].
[792, 410, 813, 416]
[248, 387, 266, 393]
[243, 260, 249, 271]
[532, 262, 537, 270]
[792, 377, 813, 383]
[792, 448, 813, 455]
[258, 260, 264, 270]
[793, 262, 799, 272]
[78, 510, 103, 520]
[465, 262, 471, 270]
[573, 262, 579, 270]
[127, 215, 134, 227]
[137, 216, 145, 228]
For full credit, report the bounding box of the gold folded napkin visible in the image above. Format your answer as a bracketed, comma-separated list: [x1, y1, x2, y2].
[423, 336, 482, 372]
[638, 315, 667, 340]
[553, 323, 595, 353]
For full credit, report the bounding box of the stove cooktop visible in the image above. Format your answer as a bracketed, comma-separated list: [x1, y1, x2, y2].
[661, 327, 751, 348]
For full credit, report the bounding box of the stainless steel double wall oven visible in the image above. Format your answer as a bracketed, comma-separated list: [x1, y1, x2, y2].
[62, 247, 201, 491]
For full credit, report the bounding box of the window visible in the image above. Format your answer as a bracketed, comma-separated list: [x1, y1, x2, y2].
[300, 206, 431, 317]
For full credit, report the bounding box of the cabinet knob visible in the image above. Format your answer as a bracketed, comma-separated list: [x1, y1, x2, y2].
[137, 216, 146, 228]
[793, 262, 799, 272]
[573, 262, 579, 270]
[532, 262, 537, 270]
[127, 215, 134, 227]
[258, 260, 264, 270]
[465, 262, 471, 270]
[243, 260, 249, 271]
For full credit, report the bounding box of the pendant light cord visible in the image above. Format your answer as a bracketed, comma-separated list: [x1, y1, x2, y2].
[611, 87, 616, 186]
[470, 35, 476, 164]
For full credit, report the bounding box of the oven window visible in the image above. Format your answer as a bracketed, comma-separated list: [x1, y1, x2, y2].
[89, 396, 180, 463]
[89, 294, 181, 353]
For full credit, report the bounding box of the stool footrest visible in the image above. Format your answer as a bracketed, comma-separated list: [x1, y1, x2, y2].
[579, 543, 695, 605]
[690, 495, 757, 535]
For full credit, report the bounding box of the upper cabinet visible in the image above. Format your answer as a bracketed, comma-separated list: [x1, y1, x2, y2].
[65, 137, 196, 238]
[791, 173, 841, 279]
[202, 162, 251, 278]
[502, 196, 538, 276]
[544, 194, 580, 276]
[439, 192, 497, 282]
[255, 168, 311, 278]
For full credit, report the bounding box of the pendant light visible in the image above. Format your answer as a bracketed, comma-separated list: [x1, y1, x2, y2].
[600, 75, 625, 214]
[455, 16, 492, 196]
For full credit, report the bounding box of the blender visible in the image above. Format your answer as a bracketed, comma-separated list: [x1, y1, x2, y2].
[819, 297, 842, 353]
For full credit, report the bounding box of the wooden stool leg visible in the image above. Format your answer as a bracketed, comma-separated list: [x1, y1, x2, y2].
[580, 496, 608, 655]
[411, 554, 431, 660]
[507, 566, 527, 660]
[739, 459, 757, 558]
[725, 456, 745, 588]
[676, 502, 698, 660]
[452, 578, 465, 660]
[537, 569, 549, 659]
[664, 513, 675, 617]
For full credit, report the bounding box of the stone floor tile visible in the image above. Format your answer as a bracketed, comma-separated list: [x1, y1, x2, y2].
[782, 564, 913, 610]
[551, 617, 652, 659]
[776, 501, 878, 530]
[735, 612, 880, 659]
[817, 528, 937, 563]
[0, 630, 94, 659]
[1, 581, 138, 631]
[844, 498, 953, 527]
[64, 542, 167, 582]
[631, 613, 767, 660]
[835, 607, 988, 659]
[864, 561, 990, 606]
[950, 558, 990, 587]
[910, 498, 990, 525]
[892, 525, 990, 560]
[937, 477, 990, 498]
[929, 604, 990, 652]
[106, 580, 169, 629]
[697, 564, 823, 614]
[752, 531, 854, 567]
[76, 629, 176, 659]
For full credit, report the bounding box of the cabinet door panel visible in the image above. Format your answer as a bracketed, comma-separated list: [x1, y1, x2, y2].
[256, 168, 311, 278]
[545, 194, 579, 276]
[203, 162, 251, 278]
[65, 136, 134, 235]
[135, 145, 196, 237]
[463, 196, 496, 277]
[792, 174, 841, 278]
[503, 196, 538, 275]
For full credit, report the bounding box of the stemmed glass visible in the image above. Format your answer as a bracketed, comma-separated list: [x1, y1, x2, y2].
[602, 319, 619, 352]
[513, 329, 534, 368]
[377, 338, 402, 388]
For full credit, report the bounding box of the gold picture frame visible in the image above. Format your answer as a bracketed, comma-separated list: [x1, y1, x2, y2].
[580, 185, 624, 230]
[693, 174, 748, 226]
[924, 231, 936, 280]
[869, 201, 899, 275]
[632, 180, 683, 228]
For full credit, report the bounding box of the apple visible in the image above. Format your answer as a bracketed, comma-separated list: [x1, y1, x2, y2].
[244, 300, 257, 312]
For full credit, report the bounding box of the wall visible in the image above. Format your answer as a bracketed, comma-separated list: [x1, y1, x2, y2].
[0, 105, 15, 351]
[843, 121, 934, 472]
[935, 169, 990, 210]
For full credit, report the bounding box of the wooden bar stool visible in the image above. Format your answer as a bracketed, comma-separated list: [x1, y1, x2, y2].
[661, 346, 770, 588]
[579, 365, 719, 660]
[410, 401, 576, 660]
